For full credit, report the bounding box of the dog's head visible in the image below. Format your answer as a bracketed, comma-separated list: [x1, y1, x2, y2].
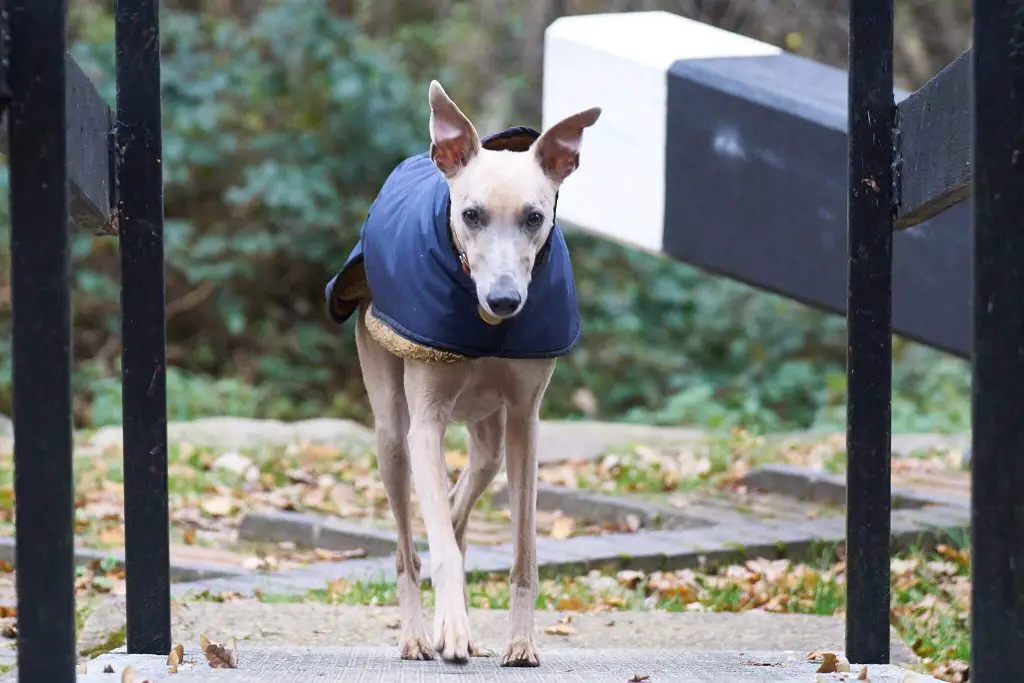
[427, 80, 601, 321]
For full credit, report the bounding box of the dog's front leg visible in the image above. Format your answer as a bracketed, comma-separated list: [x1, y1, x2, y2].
[501, 404, 542, 667]
[404, 361, 473, 664]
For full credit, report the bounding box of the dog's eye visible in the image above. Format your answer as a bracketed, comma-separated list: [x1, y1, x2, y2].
[462, 208, 480, 225]
[525, 211, 544, 228]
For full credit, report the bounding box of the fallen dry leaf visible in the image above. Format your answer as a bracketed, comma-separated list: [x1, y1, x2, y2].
[200, 633, 237, 669]
[816, 652, 839, 673]
[103, 664, 115, 673]
[627, 675, 650, 682]
[542, 623, 577, 636]
[858, 665, 870, 680]
[470, 645, 496, 657]
[167, 643, 184, 666]
[744, 659, 781, 667]
[99, 526, 126, 545]
[327, 578, 349, 601]
[385, 619, 401, 630]
[617, 570, 645, 589]
[445, 450, 469, 471]
[549, 516, 575, 540]
[201, 496, 234, 517]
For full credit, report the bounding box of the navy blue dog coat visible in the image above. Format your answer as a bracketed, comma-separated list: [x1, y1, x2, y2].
[324, 126, 581, 361]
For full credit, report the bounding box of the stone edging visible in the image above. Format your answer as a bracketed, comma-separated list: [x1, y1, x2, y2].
[173, 503, 969, 601]
[740, 464, 969, 510]
[0, 537, 247, 584]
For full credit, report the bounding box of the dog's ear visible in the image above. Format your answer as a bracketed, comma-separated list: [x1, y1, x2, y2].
[533, 107, 602, 184]
[428, 80, 480, 178]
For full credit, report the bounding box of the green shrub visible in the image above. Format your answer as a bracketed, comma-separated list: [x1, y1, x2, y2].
[0, 0, 971, 435]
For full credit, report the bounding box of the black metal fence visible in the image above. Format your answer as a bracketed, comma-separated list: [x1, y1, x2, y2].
[5, 1, 170, 681]
[2, 0, 1022, 681]
[845, 0, 1024, 679]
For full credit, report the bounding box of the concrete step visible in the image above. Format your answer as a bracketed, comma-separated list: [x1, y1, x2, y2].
[77, 645, 938, 682]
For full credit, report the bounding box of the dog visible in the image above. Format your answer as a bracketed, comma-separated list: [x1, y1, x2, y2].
[324, 81, 601, 666]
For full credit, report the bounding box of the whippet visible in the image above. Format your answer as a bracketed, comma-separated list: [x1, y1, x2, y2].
[324, 80, 601, 666]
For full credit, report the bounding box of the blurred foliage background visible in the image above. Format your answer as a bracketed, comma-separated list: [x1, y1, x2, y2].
[0, 0, 972, 433]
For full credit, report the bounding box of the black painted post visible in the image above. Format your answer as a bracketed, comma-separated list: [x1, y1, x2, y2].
[845, 0, 894, 664]
[115, 0, 172, 654]
[8, 1, 77, 681]
[971, 1, 1024, 679]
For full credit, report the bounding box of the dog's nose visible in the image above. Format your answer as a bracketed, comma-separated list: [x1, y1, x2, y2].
[486, 289, 522, 317]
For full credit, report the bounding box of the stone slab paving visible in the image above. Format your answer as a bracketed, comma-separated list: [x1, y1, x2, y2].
[199, 462, 972, 603]
[530, 421, 706, 464]
[77, 646, 937, 682]
[170, 498, 969, 602]
[741, 464, 968, 510]
[0, 538, 249, 584]
[164, 603, 923, 661]
[72, 601, 924, 676]
[490, 484, 720, 530]
[239, 506, 604, 551]
[238, 511, 414, 557]
[72, 603, 930, 680]
[80, 418, 707, 466]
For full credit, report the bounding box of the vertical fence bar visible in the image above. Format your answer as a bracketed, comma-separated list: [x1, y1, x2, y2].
[971, 1, 1024, 678]
[8, 1, 76, 681]
[116, 0, 171, 654]
[845, 0, 894, 665]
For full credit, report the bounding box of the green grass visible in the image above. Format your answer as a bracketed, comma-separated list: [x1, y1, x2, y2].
[78, 624, 126, 660]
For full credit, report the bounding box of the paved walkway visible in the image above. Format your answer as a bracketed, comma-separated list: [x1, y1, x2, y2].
[78, 646, 938, 682]
[79, 600, 922, 665]
[77, 602, 933, 681]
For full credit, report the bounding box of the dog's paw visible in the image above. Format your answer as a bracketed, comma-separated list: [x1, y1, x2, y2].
[399, 622, 435, 661]
[501, 637, 540, 668]
[434, 609, 473, 664]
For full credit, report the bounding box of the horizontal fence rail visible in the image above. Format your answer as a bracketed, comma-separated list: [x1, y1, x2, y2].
[845, 0, 894, 664]
[8, 1, 78, 681]
[893, 49, 971, 230]
[0, 53, 117, 234]
[542, 12, 973, 359]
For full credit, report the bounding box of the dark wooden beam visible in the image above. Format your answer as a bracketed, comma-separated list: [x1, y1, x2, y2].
[66, 54, 116, 235]
[664, 53, 972, 360]
[0, 52, 116, 235]
[894, 49, 972, 230]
